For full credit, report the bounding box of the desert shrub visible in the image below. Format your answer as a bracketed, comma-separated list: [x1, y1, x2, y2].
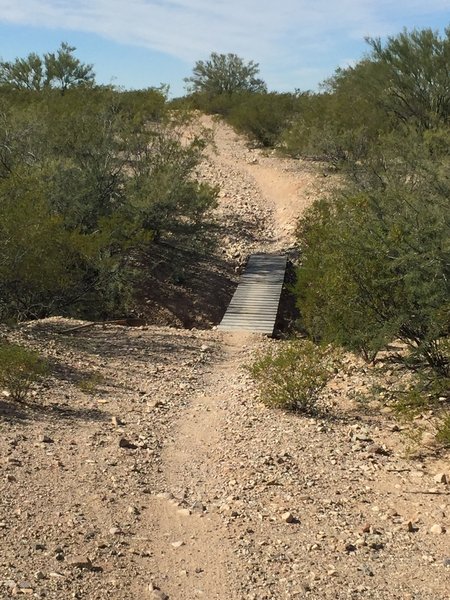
[185, 53, 266, 97]
[436, 413, 450, 447]
[0, 83, 217, 322]
[76, 373, 105, 395]
[187, 90, 241, 116]
[249, 339, 336, 413]
[227, 92, 298, 147]
[393, 387, 435, 420]
[283, 28, 450, 161]
[295, 176, 450, 373]
[0, 343, 48, 402]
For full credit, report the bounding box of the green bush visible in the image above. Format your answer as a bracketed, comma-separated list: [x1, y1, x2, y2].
[393, 387, 435, 420]
[76, 373, 105, 395]
[0, 343, 48, 402]
[436, 412, 450, 447]
[227, 92, 298, 147]
[249, 339, 336, 413]
[295, 148, 450, 373]
[0, 83, 217, 322]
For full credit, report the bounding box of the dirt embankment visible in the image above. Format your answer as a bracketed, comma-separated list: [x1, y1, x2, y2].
[1, 118, 449, 600]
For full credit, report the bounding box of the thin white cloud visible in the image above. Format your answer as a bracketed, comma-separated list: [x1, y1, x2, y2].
[0, 0, 449, 90]
[1, 1, 449, 60]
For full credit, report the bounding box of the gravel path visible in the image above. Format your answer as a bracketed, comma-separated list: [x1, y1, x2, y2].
[1, 118, 449, 600]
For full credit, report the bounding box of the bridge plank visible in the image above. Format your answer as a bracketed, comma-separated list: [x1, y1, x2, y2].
[218, 254, 287, 336]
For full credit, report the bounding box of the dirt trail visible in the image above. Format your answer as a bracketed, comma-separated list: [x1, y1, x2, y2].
[197, 114, 322, 254]
[145, 333, 254, 599]
[141, 120, 319, 598]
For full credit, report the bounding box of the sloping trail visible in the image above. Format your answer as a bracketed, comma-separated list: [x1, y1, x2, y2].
[199, 114, 318, 252]
[145, 120, 316, 598]
[143, 333, 256, 599]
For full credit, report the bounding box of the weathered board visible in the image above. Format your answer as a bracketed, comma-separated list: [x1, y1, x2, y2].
[218, 254, 287, 336]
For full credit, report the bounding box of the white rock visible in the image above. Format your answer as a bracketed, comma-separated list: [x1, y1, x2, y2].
[281, 511, 295, 524]
[430, 523, 446, 535]
[433, 473, 448, 484]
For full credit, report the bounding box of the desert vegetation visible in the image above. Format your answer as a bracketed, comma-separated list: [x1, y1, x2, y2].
[1, 28, 450, 600]
[1, 30, 449, 433]
[181, 31, 449, 431]
[0, 45, 217, 324]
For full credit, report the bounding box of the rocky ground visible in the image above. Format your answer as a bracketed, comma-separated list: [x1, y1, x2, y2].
[1, 117, 449, 600]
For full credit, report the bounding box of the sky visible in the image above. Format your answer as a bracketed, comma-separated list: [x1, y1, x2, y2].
[0, 1, 449, 97]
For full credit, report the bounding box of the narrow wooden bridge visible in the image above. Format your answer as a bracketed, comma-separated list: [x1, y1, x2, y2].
[218, 254, 287, 336]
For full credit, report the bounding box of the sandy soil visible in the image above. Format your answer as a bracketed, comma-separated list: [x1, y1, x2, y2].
[1, 118, 449, 600]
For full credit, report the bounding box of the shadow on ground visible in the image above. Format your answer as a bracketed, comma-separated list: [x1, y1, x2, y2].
[0, 397, 108, 425]
[274, 258, 300, 337]
[133, 242, 237, 328]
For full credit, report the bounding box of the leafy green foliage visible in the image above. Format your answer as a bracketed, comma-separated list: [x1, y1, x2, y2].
[0, 343, 48, 402]
[249, 340, 336, 413]
[185, 53, 266, 97]
[227, 92, 299, 147]
[394, 388, 437, 421]
[292, 28, 450, 381]
[367, 27, 450, 129]
[0, 80, 217, 322]
[0, 42, 94, 93]
[295, 182, 450, 370]
[76, 373, 106, 395]
[283, 28, 450, 161]
[282, 64, 388, 162]
[436, 413, 450, 447]
[0, 52, 44, 91]
[44, 42, 94, 94]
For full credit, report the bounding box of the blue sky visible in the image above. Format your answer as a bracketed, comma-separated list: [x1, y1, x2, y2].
[0, 1, 449, 97]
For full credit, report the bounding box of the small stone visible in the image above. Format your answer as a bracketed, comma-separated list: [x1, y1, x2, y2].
[355, 537, 367, 548]
[281, 511, 295, 523]
[434, 473, 448, 484]
[156, 492, 174, 500]
[119, 438, 137, 449]
[406, 520, 419, 533]
[34, 571, 45, 581]
[111, 416, 124, 427]
[177, 508, 191, 517]
[67, 556, 93, 570]
[147, 399, 165, 411]
[410, 470, 424, 478]
[358, 565, 374, 577]
[200, 345, 209, 353]
[41, 435, 54, 444]
[148, 584, 169, 599]
[109, 526, 122, 535]
[171, 540, 185, 548]
[366, 444, 388, 455]
[191, 501, 206, 513]
[430, 523, 446, 535]
[128, 505, 140, 515]
[18, 580, 33, 590]
[443, 557, 450, 567]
